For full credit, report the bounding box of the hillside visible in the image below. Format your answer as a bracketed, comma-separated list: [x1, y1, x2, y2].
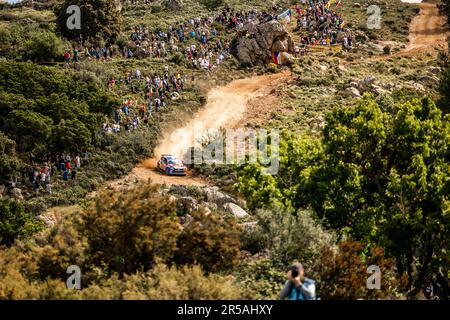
[0, 0, 449, 301]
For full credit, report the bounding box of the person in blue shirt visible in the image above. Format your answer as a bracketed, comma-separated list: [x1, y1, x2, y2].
[279, 263, 316, 300]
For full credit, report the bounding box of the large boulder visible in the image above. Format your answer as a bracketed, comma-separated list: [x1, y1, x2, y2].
[234, 20, 294, 66]
[203, 186, 236, 207]
[164, 0, 184, 11]
[223, 203, 249, 219]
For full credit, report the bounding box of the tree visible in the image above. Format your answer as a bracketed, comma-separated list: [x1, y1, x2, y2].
[236, 131, 322, 211]
[175, 209, 241, 273]
[0, 198, 44, 246]
[237, 95, 450, 296]
[301, 96, 450, 295]
[4, 109, 53, 155]
[21, 31, 65, 63]
[52, 119, 92, 154]
[80, 183, 181, 275]
[0, 132, 21, 183]
[316, 241, 407, 300]
[55, 0, 123, 43]
[241, 207, 336, 269]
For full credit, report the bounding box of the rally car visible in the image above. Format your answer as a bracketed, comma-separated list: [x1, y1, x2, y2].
[157, 155, 187, 176]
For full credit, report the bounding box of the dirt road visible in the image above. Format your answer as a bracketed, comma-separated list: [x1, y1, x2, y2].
[403, 2, 449, 54]
[100, 71, 291, 189]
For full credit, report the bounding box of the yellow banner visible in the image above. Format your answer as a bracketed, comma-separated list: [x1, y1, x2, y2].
[307, 44, 343, 52]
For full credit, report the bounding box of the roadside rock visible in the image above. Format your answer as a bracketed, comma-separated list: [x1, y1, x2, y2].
[176, 196, 199, 214]
[39, 213, 57, 228]
[204, 186, 236, 207]
[346, 86, 362, 98]
[223, 202, 249, 218]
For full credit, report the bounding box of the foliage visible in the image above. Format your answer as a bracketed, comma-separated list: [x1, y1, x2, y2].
[80, 183, 181, 276]
[21, 31, 65, 63]
[4, 109, 53, 154]
[235, 259, 286, 300]
[175, 209, 242, 273]
[55, 0, 123, 43]
[241, 207, 336, 269]
[316, 241, 407, 300]
[237, 95, 450, 294]
[0, 60, 118, 161]
[52, 119, 92, 154]
[0, 198, 44, 246]
[201, 0, 225, 10]
[236, 131, 323, 211]
[0, 132, 21, 182]
[438, 47, 450, 114]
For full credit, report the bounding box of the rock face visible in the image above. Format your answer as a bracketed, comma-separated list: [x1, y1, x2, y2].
[234, 20, 294, 66]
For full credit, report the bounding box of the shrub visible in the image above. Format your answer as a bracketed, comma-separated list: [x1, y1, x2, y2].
[118, 264, 242, 300]
[21, 31, 65, 63]
[315, 241, 408, 300]
[201, 0, 224, 10]
[0, 198, 44, 246]
[241, 207, 336, 269]
[235, 259, 286, 300]
[80, 183, 181, 275]
[175, 209, 242, 273]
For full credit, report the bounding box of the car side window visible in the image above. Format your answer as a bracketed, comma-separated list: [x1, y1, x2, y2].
[163, 158, 167, 165]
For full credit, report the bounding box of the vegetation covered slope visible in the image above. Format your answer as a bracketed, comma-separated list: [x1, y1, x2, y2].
[0, 0, 449, 300]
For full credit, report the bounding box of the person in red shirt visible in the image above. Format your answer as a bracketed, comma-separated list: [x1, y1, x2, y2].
[66, 161, 72, 171]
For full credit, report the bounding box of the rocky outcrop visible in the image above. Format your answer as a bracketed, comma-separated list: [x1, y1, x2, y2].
[223, 202, 249, 218]
[234, 20, 294, 66]
[204, 186, 236, 207]
[164, 0, 183, 11]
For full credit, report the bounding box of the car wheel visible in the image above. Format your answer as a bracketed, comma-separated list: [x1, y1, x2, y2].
[165, 167, 170, 176]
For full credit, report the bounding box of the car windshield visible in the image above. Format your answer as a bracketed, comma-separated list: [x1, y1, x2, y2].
[168, 158, 183, 165]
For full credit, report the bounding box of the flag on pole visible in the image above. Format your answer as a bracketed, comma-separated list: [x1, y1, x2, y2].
[273, 52, 282, 65]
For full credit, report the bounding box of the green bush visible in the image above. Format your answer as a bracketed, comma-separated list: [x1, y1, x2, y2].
[0, 198, 44, 246]
[241, 207, 336, 269]
[21, 31, 65, 63]
[81, 183, 180, 275]
[175, 209, 242, 273]
[315, 241, 408, 300]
